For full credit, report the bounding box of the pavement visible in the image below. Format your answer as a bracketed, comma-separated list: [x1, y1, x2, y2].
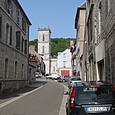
[59, 83, 69, 115]
[0, 79, 69, 115]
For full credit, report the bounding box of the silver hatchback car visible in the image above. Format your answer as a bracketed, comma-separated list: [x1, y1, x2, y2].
[68, 77, 81, 88]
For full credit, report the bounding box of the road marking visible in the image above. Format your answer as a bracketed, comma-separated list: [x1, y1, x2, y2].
[0, 85, 43, 109]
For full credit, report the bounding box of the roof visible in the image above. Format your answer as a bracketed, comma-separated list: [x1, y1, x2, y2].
[74, 2, 86, 29]
[16, 0, 31, 25]
[73, 81, 113, 87]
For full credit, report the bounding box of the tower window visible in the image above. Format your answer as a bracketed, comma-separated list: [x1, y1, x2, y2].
[43, 34, 45, 41]
[42, 46, 44, 53]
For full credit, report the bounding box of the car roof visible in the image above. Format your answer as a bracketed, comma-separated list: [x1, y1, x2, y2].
[73, 81, 112, 87]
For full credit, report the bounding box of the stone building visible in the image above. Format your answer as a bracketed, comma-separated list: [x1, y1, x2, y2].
[29, 45, 41, 84]
[74, 2, 86, 80]
[0, 0, 31, 93]
[70, 40, 77, 76]
[38, 27, 51, 75]
[85, 0, 115, 84]
[86, 0, 97, 81]
[100, 0, 115, 84]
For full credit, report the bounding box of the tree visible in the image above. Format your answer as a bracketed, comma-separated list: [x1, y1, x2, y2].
[29, 38, 75, 56]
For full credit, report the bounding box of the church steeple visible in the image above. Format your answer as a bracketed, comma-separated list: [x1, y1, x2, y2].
[38, 27, 51, 74]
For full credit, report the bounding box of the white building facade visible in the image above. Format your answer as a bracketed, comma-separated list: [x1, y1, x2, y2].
[50, 58, 57, 74]
[57, 49, 72, 76]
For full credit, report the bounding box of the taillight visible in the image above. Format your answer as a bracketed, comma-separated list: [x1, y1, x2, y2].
[112, 85, 115, 91]
[70, 87, 76, 107]
[70, 81, 72, 84]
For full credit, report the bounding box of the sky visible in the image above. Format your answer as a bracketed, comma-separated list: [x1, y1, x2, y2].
[18, 0, 86, 41]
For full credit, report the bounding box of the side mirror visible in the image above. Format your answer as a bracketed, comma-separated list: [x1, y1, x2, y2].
[64, 91, 69, 95]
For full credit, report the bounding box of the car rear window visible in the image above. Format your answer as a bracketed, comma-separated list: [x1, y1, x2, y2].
[75, 86, 115, 100]
[71, 77, 81, 81]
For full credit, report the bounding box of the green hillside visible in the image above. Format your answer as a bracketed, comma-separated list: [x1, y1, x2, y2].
[29, 38, 75, 56]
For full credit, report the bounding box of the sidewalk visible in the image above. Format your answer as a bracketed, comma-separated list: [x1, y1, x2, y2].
[59, 83, 69, 115]
[0, 81, 44, 104]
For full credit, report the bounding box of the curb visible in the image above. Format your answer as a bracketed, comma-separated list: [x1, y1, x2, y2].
[59, 84, 69, 115]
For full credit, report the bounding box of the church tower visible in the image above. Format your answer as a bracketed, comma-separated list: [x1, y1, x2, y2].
[38, 28, 51, 74]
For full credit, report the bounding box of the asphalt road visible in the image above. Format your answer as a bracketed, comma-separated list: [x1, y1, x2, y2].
[0, 79, 68, 115]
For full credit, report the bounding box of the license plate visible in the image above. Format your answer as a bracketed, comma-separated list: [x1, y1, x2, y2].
[86, 107, 107, 112]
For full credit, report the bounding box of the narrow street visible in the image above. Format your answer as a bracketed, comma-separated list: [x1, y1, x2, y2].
[0, 79, 68, 115]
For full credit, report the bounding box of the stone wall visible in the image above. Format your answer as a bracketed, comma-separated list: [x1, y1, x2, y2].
[0, 80, 28, 94]
[101, 1, 115, 84]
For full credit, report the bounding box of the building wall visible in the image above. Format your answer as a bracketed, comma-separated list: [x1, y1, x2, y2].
[38, 28, 51, 74]
[101, 0, 115, 84]
[85, 0, 115, 84]
[50, 58, 57, 74]
[86, 0, 97, 81]
[75, 3, 86, 79]
[0, 0, 31, 93]
[57, 49, 72, 76]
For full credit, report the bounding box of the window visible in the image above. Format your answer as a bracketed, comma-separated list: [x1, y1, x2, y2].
[88, 10, 93, 42]
[9, 26, 12, 45]
[6, 24, 12, 45]
[4, 58, 8, 78]
[21, 37, 24, 53]
[22, 64, 24, 78]
[42, 34, 45, 41]
[42, 46, 44, 53]
[15, 61, 17, 78]
[22, 18, 26, 33]
[29, 68, 31, 78]
[97, 59, 104, 81]
[16, 9, 20, 25]
[5, 0, 13, 17]
[63, 53, 66, 58]
[16, 31, 21, 50]
[53, 67, 55, 73]
[0, 16, 2, 38]
[63, 61, 66, 68]
[24, 40, 27, 54]
[98, 2, 101, 35]
[77, 86, 114, 100]
[6, 23, 9, 43]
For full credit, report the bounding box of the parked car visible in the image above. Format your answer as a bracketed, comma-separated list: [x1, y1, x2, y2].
[64, 81, 115, 115]
[35, 72, 42, 78]
[57, 76, 65, 82]
[46, 73, 60, 80]
[64, 76, 70, 82]
[68, 77, 81, 88]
